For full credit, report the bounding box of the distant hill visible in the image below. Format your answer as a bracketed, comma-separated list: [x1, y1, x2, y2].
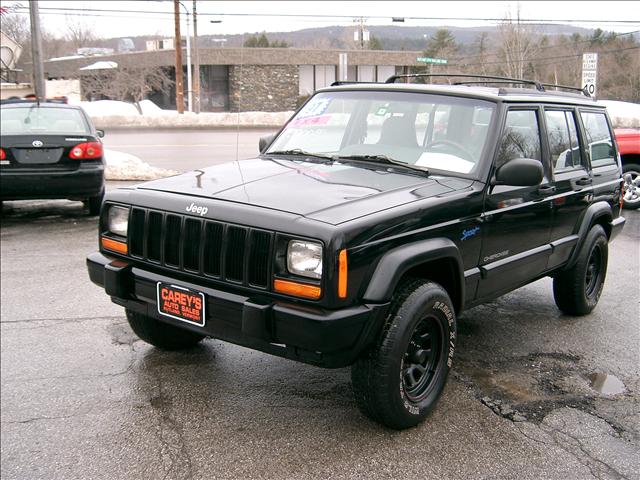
[101, 23, 601, 53]
[196, 24, 598, 50]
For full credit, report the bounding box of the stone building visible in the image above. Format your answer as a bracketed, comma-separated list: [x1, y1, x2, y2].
[40, 47, 424, 112]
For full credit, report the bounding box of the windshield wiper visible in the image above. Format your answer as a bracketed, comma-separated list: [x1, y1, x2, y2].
[266, 149, 335, 162]
[336, 154, 429, 176]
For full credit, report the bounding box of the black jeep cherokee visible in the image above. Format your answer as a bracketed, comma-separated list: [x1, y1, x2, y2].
[87, 75, 625, 429]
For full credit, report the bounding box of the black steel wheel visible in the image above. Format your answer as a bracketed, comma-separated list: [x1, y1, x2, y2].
[402, 316, 443, 402]
[351, 279, 456, 430]
[553, 224, 608, 316]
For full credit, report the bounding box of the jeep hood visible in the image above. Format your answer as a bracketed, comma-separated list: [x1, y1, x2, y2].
[138, 157, 466, 224]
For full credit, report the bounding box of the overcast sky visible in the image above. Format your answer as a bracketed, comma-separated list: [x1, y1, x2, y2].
[3, 1, 639, 38]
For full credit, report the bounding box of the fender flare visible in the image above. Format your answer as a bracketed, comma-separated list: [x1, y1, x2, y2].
[362, 238, 464, 312]
[565, 201, 612, 269]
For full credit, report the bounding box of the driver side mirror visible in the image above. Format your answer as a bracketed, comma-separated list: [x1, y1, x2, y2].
[259, 134, 276, 153]
[96, 129, 105, 138]
[494, 158, 543, 186]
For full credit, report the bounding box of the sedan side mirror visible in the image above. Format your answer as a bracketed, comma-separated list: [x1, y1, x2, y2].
[96, 129, 105, 138]
[494, 158, 543, 187]
[259, 134, 276, 153]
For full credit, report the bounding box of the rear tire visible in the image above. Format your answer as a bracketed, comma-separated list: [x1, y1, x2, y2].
[622, 163, 640, 209]
[553, 225, 608, 316]
[126, 309, 205, 350]
[87, 190, 104, 216]
[351, 279, 456, 429]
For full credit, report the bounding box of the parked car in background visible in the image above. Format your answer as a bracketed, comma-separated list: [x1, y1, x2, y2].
[0, 99, 105, 215]
[614, 128, 640, 209]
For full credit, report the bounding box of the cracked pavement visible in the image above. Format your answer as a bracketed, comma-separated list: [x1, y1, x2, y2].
[1, 197, 638, 480]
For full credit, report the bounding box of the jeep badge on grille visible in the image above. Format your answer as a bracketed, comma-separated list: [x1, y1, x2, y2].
[186, 202, 208, 216]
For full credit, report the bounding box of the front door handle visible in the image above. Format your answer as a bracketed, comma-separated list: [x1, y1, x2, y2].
[576, 177, 592, 186]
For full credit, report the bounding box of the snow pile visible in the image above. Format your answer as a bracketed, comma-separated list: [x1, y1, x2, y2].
[138, 99, 173, 116]
[78, 99, 292, 128]
[599, 100, 640, 128]
[78, 100, 140, 117]
[105, 149, 178, 181]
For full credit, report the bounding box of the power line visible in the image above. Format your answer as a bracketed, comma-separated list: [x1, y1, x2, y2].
[13, 5, 640, 26]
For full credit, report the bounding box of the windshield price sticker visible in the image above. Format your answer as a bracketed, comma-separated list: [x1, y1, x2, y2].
[298, 97, 331, 118]
[157, 282, 205, 326]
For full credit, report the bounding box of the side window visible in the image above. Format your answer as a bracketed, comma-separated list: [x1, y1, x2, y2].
[580, 111, 616, 167]
[545, 110, 583, 172]
[497, 109, 542, 168]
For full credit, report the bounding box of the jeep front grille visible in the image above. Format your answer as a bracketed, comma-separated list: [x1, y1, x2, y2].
[128, 207, 273, 289]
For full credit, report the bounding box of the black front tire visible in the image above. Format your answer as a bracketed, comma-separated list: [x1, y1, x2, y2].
[126, 309, 205, 350]
[351, 279, 456, 430]
[553, 225, 608, 316]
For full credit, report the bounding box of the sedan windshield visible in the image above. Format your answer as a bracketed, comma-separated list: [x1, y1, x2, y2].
[0, 106, 90, 135]
[267, 90, 496, 176]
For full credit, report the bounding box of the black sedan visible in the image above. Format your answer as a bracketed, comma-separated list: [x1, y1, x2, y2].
[0, 100, 105, 215]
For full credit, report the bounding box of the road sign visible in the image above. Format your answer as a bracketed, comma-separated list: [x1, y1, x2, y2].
[582, 52, 598, 98]
[417, 57, 448, 65]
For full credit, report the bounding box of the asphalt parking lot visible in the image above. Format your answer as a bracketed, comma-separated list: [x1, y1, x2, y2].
[1, 193, 638, 480]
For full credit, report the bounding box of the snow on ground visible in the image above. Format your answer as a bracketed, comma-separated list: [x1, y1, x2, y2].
[598, 100, 640, 128]
[104, 148, 178, 181]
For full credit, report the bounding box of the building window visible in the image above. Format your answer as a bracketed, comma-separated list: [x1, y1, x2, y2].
[377, 65, 395, 82]
[358, 65, 375, 82]
[299, 65, 336, 95]
[299, 65, 314, 95]
[315, 65, 336, 90]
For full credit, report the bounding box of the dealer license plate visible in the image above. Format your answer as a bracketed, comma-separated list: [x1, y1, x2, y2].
[156, 282, 206, 327]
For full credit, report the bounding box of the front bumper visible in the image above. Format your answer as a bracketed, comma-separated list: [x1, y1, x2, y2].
[87, 252, 389, 368]
[0, 164, 104, 200]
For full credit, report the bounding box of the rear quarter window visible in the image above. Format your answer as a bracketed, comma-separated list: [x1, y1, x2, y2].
[580, 111, 616, 167]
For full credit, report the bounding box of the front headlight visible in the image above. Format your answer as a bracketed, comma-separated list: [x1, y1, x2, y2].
[287, 240, 323, 279]
[107, 205, 129, 237]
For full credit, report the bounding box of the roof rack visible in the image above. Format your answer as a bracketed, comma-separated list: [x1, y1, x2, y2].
[384, 73, 591, 97]
[540, 82, 590, 96]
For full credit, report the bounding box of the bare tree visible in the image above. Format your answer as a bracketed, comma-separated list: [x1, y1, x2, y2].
[497, 9, 539, 79]
[471, 32, 491, 75]
[82, 66, 174, 104]
[65, 15, 97, 50]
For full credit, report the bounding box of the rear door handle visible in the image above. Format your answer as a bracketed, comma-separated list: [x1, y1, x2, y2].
[538, 185, 556, 195]
[576, 177, 592, 186]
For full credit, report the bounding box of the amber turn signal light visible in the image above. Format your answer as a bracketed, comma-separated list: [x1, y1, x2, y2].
[274, 278, 321, 300]
[101, 236, 128, 255]
[338, 249, 348, 299]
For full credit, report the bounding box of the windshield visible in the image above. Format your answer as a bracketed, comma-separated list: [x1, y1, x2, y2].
[0, 106, 90, 135]
[267, 90, 496, 176]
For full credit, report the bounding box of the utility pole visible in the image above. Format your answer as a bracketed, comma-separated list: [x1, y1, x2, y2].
[183, 3, 192, 112]
[173, 0, 184, 113]
[192, 0, 200, 114]
[29, 0, 46, 99]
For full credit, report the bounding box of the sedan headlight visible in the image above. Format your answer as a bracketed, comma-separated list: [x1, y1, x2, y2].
[107, 205, 129, 237]
[287, 240, 323, 279]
